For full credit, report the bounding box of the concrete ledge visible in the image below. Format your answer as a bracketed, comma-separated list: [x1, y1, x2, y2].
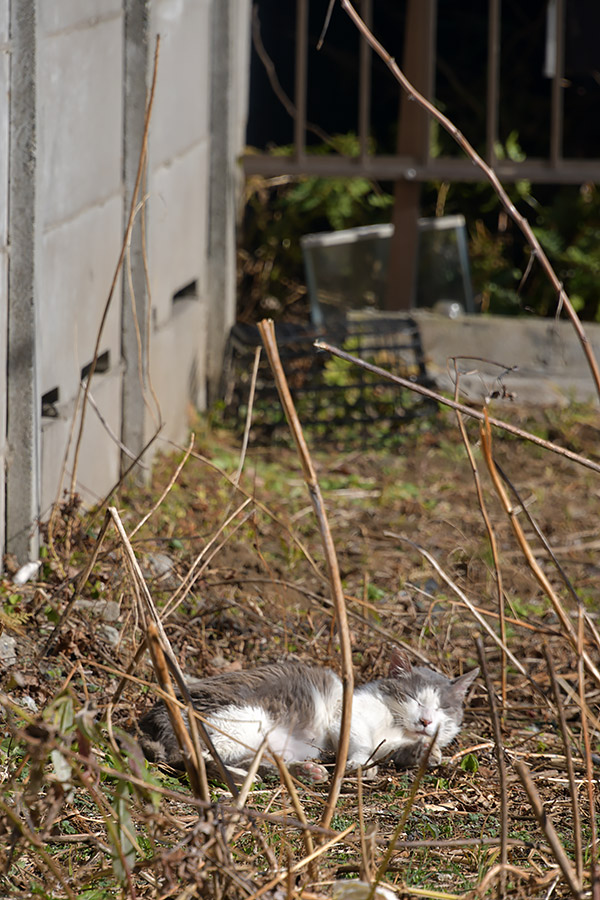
[413, 311, 600, 405]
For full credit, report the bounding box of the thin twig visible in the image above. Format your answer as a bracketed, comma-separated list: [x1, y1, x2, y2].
[544, 644, 583, 882]
[476, 637, 508, 900]
[493, 458, 580, 607]
[577, 609, 599, 899]
[129, 432, 194, 539]
[339, 0, 600, 402]
[367, 736, 437, 900]
[314, 340, 600, 475]
[384, 532, 528, 678]
[42, 509, 112, 657]
[233, 346, 261, 488]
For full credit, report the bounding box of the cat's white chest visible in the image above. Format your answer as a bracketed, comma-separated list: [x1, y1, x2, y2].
[349, 691, 408, 763]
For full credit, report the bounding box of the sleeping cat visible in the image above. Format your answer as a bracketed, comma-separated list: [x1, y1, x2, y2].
[138, 649, 478, 783]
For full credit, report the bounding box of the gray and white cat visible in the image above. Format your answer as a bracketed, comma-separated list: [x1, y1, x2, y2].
[138, 649, 478, 783]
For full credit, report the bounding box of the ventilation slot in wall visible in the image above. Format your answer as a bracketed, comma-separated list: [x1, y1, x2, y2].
[41, 387, 60, 418]
[81, 350, 110, 382]
[172, 280, 198, 304]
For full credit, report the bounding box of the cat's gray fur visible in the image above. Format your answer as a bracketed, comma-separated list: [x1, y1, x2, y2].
[138, 650, 478, 782]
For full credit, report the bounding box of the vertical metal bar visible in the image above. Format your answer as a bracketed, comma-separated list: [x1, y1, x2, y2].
[358, 0, 373, 162]
[486, 0, 500, 165]
[550, 0, 565, 166]
[295, 0, 308, 162]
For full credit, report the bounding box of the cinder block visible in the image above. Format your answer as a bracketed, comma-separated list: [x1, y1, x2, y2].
[39, 194, 123, 403]
[0, 43, 8, 246]
[41, 367, 123, 514]
[148, 296, 207, 447]
[147, 141, 210, 327]
[148, 0, 211, 166]
[38, 16, 122, 225]
[39, 1, 121, 36]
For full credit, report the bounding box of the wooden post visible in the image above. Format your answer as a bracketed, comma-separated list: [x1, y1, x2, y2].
[385, 0, 436, 310]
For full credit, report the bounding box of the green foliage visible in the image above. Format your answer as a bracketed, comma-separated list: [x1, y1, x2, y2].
[460, 752, 480, 773]
[241, 130, 600, 322]
[240, 134, 393, 319]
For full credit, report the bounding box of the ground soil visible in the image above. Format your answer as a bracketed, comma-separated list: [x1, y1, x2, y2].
[2, 397, 599, 899]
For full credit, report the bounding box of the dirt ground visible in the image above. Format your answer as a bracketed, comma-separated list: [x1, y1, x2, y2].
[1, 395, 599, 899]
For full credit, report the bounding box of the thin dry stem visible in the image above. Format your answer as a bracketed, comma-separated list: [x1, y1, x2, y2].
[544, 645, 583, 882]
[479, 412, 600, 687]
[577, 610, 599, 897]
[257, 318, 353, 832]
[69, 37, 161, 500]
[384, 532, 528, 678]
[233, 345, 261, 488]
[476, 637, 508, 899]
[146, 622, 207, 800]
[514, 759, 582, 898]
[128, 432, 194, 539]
[452, 361, 507, 710]
[42, 508, 113, 657]
[314, 340, 600, 476]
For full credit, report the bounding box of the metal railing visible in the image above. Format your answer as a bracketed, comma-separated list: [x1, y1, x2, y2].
[243, 0, 600, 185]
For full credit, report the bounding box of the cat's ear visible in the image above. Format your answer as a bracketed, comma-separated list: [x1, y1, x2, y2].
[389, 647, 412, 678]
[450, 668, 479, 699]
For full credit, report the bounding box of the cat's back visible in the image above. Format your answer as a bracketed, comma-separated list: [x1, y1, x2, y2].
[172, 658, 340, 717]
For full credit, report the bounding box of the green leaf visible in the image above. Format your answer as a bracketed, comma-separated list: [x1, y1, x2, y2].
[460, 753, 479, 773]
[110, 782, 137, 884]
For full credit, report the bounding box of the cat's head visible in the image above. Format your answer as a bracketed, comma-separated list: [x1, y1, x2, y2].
[386, 648, 479, 747]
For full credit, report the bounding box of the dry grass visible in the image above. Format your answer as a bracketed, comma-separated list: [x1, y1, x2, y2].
[1, 383, 599, 899]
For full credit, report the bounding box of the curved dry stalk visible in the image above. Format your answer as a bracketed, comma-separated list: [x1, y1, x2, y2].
[452, 361, 507, 710]
[314, 341, 600, 476]
[159, 496, 253, 619]
[257, 318, 353, 833]
[339, 0, 600, 402]
[175, 444, 327, 585]
[107, 505, 239, 798]
[479, 412, 600, 688]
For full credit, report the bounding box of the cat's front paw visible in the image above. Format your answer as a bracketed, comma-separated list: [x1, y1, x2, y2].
[289, 760, 329, 784]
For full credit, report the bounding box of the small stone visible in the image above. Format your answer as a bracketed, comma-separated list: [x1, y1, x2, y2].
[74, 599, 121, 622]
[99, 625, 120, 648]
[0, 634, 17, 667]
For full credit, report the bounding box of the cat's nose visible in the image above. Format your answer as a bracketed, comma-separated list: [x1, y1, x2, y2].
[419, 717, 432, 728]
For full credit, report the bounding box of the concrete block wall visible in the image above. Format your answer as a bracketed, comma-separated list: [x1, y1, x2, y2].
[144, 0, 212, 444]
[3, 0, 252, 562]
[37, 3, 125, 513]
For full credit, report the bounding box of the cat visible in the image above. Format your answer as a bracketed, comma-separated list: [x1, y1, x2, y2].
[138, 649, 478, 783]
